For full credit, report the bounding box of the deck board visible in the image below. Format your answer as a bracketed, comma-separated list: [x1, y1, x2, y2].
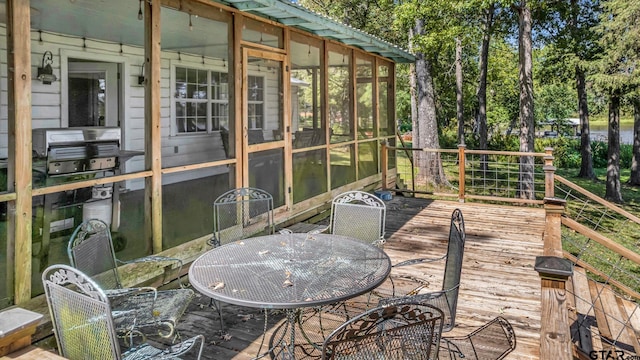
[165, 198, 545, 359]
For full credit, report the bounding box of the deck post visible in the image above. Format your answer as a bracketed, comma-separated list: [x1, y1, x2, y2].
[458, 144, 466, 202]
[538, 197, 572, 359]
[544, 147, 555, 198]
[381, 141, 388, 190]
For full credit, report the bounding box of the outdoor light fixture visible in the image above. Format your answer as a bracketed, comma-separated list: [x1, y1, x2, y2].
[37, 51, 57, 85]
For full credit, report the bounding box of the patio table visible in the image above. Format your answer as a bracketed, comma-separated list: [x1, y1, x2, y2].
[188, 232, 391, 359]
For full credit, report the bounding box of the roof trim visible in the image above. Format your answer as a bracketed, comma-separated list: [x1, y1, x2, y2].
[222, 0, 415, 63]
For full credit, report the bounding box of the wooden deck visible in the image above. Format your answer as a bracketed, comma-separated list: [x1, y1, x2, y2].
[163, 197, 545, 359]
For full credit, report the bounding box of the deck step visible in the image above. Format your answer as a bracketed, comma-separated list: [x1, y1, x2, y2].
[570, 266, 640, 357]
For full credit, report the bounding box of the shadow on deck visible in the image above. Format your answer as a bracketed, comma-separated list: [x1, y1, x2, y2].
[166, 197, 545, 359]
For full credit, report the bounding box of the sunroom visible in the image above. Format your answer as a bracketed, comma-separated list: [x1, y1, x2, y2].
[0, 0, 414, 308]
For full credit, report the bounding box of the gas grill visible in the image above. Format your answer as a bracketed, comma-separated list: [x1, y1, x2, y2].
[31, 127, 137, 262]
[33, 127, 122, 176]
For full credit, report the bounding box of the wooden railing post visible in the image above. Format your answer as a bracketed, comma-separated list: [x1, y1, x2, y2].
[544, 147, 555, 198]
[458, 144, 466, 202]
[381, 141, 388, 190]
[537, 197, 572, 360]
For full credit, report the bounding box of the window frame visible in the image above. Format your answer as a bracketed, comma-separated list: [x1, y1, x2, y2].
[170, 61, 230, 136]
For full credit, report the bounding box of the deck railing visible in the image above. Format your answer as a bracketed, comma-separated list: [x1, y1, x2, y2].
[381, 143, 640, 358]
[554, 176, 640, 358]
[381, 143, 554, 205]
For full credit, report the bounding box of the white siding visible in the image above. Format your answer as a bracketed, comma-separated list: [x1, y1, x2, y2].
[0, 27, 231, 185]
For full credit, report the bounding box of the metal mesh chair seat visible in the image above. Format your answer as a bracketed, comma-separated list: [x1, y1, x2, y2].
[42, 264, 204, 360]
[68, 218, 194, 340]
[110, 288, 194, 338]
[322, 302, 444, 360]
[439, 317, 516, 360]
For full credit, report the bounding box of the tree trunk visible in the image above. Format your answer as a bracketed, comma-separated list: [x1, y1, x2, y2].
[605, 90, 623, 203]
[456, 36, 464, 145]
[477, 4, 493, 171]
[517, 1, 535, 199]
[577, 66, 595, 179]
[630, 97, 640, 185]
[411, 18, 446, 185]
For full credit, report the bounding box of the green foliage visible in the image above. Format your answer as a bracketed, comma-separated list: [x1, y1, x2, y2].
[534, 82, 577, 124]
[487, 40, 520, 132]
[589, 0, 640, 93]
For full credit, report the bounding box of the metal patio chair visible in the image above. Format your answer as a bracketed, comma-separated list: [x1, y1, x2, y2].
[303, 191, 387, 331]
[316, 190, 386, 247]
[42, 264, 204, 360]
[378, 208, 466, 332]
[208, 187, 275, 248]
[68, 218, 194, 341]
[321, 302, 516, 360]
[206, 187, 275, 332]
[321, 302, 444, 360]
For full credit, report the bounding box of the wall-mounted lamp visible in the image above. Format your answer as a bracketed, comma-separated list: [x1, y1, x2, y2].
[37, 51, 57, 85]
[138, 63, 145, 85]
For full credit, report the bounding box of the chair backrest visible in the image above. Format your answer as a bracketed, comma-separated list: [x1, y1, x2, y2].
[322, 302, 444, 360]
[42, 264, 122, 360]
[330, 191, 386, 244]
[211, 187, 274, 247]
[68, 218, 122, 290]
[441, 208, 466, 329]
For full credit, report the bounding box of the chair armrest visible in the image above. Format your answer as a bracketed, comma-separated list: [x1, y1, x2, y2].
[117, 256, 185, 287]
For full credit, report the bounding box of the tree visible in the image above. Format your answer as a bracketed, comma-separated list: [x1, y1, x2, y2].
[514, 0, 535, 199]
[477, 4, 495, 168]
[541, 0, 600, 179]
[631, 96, 640, 185]
[597, 0, 640, 186]
[590, 0, 640, 201]
[456, 36, 465, 145]
[393, 1, 466, 185]
[410, 18, 447, 184]
[606, 89, 623, 202]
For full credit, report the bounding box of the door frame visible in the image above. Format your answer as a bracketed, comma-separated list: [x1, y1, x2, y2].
[241, 48, 291, 210]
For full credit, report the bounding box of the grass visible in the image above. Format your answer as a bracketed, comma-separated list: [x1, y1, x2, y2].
[588, 114, 635, 127]
[556, 167, 640, 215]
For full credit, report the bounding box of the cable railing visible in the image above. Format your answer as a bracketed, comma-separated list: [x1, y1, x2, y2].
[554, 176, 640, 357]
[382, 143, 553, 205]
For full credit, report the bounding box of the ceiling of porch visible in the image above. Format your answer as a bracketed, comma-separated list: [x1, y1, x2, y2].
[0, 0, 414, 63]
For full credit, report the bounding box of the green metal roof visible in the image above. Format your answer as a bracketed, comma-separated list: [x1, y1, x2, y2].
[220, 0, 415, 63]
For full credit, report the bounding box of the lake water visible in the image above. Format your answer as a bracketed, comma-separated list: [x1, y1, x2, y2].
[590, 123, 634, 144]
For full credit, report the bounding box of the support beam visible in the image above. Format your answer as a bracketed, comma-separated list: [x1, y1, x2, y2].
[7, 0, 33, 305]
[144, 0, 163, 254]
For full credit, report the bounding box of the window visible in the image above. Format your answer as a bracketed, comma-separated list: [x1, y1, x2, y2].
[247, 75, 264, 129]
[174, 66, 229, 134]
